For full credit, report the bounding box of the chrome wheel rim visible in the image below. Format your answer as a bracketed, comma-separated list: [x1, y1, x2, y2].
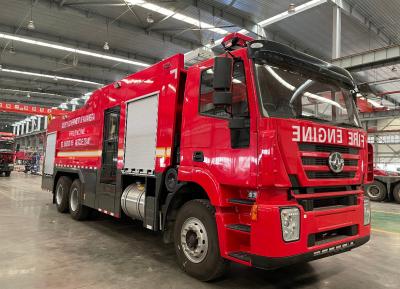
[180, 217, 208, 263]
[56, 185, 63, 205]
[70, 188, 79, 212]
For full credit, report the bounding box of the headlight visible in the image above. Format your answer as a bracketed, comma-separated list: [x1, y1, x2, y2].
[364, 198, 371, 225]
[280, 207, 300, 242]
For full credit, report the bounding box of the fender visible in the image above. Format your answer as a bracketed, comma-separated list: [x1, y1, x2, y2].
[54, 168, 86, 185]
[177, 165, 223, 206]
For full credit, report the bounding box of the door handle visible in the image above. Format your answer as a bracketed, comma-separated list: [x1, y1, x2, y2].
[193, 151, 204, 162]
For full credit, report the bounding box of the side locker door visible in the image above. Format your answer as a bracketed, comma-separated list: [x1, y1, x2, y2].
[96, 106, 120, 212]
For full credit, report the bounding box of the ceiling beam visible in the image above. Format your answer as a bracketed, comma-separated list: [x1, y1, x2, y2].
[0, 26, 154, 67]
[186, 0, 327, 59]
[0, 47, 130, 82]
[43, 0, 200, 50]
[0, 94, 63, 106]
[0, 64, 104, 87]
[332, 44, 400, 71]
[329, 0, 393, 45]
[360, 109, 400, 121]
[0, 79, 86, 98]
[177, 0, 263, 36]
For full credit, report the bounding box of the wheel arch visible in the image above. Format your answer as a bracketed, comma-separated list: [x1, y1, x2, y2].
[161, 181, 210, 242]
[53, 169, 84, 195]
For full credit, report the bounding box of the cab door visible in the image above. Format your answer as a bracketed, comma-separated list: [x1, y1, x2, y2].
[181, 57, 257, 188]
[96, 106, 120, 212]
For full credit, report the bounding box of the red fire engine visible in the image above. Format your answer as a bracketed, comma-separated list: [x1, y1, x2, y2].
[42, 33, 373, 280]
[0, 132, 16, 177]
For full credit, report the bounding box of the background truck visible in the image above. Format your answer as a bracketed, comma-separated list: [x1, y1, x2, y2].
[365, 168, 400, 203]
[42, 33, 373, 281]
[0, 132, 16, 177]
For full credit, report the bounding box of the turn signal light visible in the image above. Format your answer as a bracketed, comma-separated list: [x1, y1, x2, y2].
[251, 204, 258, 221]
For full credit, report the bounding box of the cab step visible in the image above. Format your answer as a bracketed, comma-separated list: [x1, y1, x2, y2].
[228, 251, 251, 263]
[226, 224, 251, 233]
[228, 198, 255, 205]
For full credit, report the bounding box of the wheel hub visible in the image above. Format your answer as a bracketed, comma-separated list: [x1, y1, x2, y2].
[70, 188, 79, 212]
[56, 185, 63, 205]
[368, 185, 379, 197]
[180, 217, 208, 263]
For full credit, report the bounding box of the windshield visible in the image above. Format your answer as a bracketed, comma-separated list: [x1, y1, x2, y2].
[0, 140, 15, 152]
[254, 63, 361, 127]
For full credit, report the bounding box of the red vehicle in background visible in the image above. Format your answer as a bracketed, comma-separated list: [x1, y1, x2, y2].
[42, 33, 373, 280]
[0, 132, 16, 177]
[365, 168, 400, 203]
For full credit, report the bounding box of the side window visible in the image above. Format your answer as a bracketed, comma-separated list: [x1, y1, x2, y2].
[199, 60, 249, 118]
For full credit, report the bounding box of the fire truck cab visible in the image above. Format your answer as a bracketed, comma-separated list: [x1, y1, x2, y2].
[42, 33, 372, 281]
[0, 132, 16, 177]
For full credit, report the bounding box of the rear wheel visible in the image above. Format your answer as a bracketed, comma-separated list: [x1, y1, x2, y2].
[69, 179, 90, 220]
[4, 171, 10, 177]
[55, 176, 72, 213]
[366, 180, 387, 202]
[174, 199, 229, 281]
[392, 183, 400, 204]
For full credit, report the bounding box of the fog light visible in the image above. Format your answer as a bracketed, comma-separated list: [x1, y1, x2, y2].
[280, 207, 300, 242]
[364, 198, 371, 225]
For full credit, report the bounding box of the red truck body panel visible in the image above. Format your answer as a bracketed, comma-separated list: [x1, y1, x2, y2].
[42, 36, 371, 272]
[48, 54, 185, 174]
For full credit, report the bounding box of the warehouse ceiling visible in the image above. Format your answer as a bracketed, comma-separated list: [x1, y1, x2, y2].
[0, 0, 399, 128]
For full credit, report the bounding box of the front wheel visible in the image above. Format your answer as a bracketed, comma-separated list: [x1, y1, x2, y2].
[366, 181, 387, 202]
[174, 199, 229, 281]
[4, 171, 10, 177]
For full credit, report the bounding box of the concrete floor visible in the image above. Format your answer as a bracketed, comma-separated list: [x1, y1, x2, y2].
[0, 173, 399, 289]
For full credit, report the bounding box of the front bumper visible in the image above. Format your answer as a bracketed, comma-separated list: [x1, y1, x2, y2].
[0, 164, 13, 172]
[247, 194, 370, 269]
[251, 235, 369, 270]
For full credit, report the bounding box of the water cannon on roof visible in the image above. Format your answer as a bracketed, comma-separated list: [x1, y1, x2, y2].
[221, 33, 254, 51]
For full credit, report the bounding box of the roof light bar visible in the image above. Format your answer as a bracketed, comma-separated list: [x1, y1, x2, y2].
[0, 67, 103, 86]
[126, 0, 228, 35]
[0, 32, 150, 67]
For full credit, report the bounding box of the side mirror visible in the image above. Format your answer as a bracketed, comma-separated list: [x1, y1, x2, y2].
[212, 57, 233, 106]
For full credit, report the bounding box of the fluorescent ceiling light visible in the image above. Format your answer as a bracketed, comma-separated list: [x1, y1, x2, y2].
[0, 32, 149, 67]
[258, 0, 327, 27]
[0, 67, 103, 86]
[126, 0, 228, 35]
[205, 0, 326, 49]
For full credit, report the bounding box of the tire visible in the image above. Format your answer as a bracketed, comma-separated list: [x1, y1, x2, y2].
[366, 180, 387, 202]
[69, 179, 90, 221]
[55, 176, 72, 213]
[174, 199, 229, 281]
[392, 183, 400, 204]
[4, 171, 10, 177]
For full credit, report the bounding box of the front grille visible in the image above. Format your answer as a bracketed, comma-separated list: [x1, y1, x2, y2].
[299, 143, 359, 154]
[302, 157, 358, 166]
[299, 143, 359, 181]
[298, 194, 357, 211]
[306, 171, 356, 179]
[308, 225, 358, 247]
